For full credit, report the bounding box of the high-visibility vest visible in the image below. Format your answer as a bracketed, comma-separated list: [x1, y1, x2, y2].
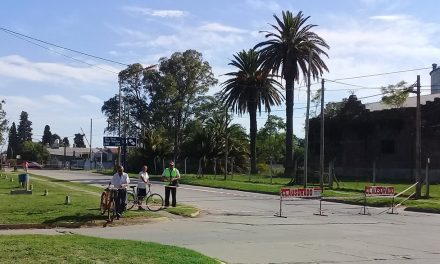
[165, 168, 178, 178]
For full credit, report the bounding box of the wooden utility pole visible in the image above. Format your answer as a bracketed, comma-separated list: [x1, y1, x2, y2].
[415, 75, 422, 199]
[89, 118, 92, 163]
[319, 79, 325, 190]
[425, 158, 430, 198]
[224, 109, 228, 180]
[118, 80, 122, 166]
[304, 51, 313, 188]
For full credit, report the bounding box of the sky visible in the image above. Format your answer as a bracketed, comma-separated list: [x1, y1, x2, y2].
[1, 0, 440, 149]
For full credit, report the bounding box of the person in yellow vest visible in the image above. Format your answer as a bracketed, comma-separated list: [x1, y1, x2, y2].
[162, 161, 180, 207]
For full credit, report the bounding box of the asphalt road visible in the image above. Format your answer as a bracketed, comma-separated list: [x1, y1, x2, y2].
[3, 169, 440, 264]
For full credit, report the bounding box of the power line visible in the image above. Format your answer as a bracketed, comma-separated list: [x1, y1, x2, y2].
[0, 27, 128, 66]
[332, 67, 431, 81]
[1, 28, 119, 74]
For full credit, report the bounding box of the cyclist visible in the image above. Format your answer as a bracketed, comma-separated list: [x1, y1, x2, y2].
[137, 165, 150, 210]
[111, 165, 130, 219]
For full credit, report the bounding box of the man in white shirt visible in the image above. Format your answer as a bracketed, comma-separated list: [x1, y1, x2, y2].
[111, 165, 130, 219]
[137, 165, 149, 209]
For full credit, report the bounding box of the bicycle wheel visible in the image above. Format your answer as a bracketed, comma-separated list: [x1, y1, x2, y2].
[100, 192, 108, 215]
[146, 193, 164, 212]
[108, 199, 116, 222]
[126, 192, 136, 211]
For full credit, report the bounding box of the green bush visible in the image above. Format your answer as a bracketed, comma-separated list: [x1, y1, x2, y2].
[257, 163, 270, 174]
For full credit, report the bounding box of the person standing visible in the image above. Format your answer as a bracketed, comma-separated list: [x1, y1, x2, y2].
[162, 161, 180, 207]
[137, 165, 149, 210]
[23, 160, 29, 173]
[111, 165, 130, 219]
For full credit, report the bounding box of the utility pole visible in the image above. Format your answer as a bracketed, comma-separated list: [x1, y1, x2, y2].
[118, 79, 122, 167]
[89, 118, 92, 163]
[319, 78, 325, 190]
[304, 50, 313, 188]
[415, 75, 422, 199]
[224, 108, 228, 180]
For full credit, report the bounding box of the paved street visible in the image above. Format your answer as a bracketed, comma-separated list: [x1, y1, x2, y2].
[2, 169, 440, 264]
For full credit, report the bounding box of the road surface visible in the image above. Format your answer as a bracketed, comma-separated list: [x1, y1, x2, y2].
[2, 169, 440, 264]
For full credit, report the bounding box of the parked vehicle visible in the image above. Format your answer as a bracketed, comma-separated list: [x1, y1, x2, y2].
[27, 161, 43, 169]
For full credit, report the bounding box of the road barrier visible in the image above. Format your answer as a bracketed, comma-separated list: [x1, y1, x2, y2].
[276, 187, 323, 217]
[361, 185, 395, 215]
[390, 182, 418, 214]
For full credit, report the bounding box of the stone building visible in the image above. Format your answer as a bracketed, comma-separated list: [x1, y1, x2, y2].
[309, 64, 440, 182]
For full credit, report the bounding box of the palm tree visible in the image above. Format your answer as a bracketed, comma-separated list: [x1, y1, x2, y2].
[221, 49, 284, 174]
[255, 10, 329, 179]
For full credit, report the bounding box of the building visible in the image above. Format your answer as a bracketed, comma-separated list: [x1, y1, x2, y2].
[46, 146, 117, 169]
[309, 64, 440, 182]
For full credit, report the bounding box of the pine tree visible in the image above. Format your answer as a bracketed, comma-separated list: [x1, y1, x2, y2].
[17, 111, 33, 144]
[42, 125, 52, 145]
[7, 122, 18, 159]
[0, 100, 7, 145]
[73, 133, 86, 148]
[62, 137, 70, 147]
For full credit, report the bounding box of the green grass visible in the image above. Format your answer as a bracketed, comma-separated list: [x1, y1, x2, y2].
[165, 205, 199, 217]
[96, 170, 440, 213]
[156, 173, 440, 213]
[0, 172, 198, 226]
[0, 234, 219, 264]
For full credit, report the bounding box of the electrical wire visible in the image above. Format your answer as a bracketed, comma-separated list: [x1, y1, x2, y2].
[2, 29, 120, 74]
[0, 27, 128, 66]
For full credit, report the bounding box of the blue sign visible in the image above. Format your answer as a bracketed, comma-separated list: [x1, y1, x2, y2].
[125, 137, 137, 147]
[103, 136, 122, 147]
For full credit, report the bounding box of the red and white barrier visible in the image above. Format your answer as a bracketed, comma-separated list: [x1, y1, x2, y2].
[276, 187, 324, 217]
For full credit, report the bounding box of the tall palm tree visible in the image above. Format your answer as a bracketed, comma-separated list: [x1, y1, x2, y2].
[221, 49, 284, 174]
[255, 10, 329, 178]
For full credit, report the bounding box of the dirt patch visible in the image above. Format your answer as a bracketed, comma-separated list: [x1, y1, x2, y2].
[0, 216, 168, 230]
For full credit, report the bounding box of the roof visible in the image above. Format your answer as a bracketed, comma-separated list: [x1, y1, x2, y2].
[47, 147, 106, 157]
[365, 93, 440, 112]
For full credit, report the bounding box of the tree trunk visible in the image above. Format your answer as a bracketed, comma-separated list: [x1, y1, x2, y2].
[285, 77, 294, 178]
[249, 102, 258, 174]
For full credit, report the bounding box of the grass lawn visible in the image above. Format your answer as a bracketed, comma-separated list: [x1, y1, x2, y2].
[0, 234, 219, 264]
[0, 171, 198, 226]
[147, 173, 440, 213]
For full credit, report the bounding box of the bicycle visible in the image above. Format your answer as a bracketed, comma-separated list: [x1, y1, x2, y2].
[100, 185, 119, 222]
[126, 183, 164, 212]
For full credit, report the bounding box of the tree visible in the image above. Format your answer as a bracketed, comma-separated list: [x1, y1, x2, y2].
[62, 137, 70, 147]
[221, 49, 283, 174]
[20, 141, 49, 163]
[0, 100, 7, 146]
[147, 50, 218, 160]
[51, 133, 61, 145]
[73, 133, 86, 148]
[101, 95, 121, 134]
[255, 10, 329, 178]
[381, 81, 410, 108]
[7, 122, 18, 159]
[17, 111, 33, 144]
[42, 125, 52, 145]
[257, 115, 286, 163]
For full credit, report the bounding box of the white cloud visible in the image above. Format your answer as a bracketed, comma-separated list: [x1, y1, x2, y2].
[42, 95, 75, 106]
[369, 14, 409, 21]
[80, 95, 103, 105]
[198, 23, 247, 34]
[0, 55, 118, 84]
[123, 6, 186, 18]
